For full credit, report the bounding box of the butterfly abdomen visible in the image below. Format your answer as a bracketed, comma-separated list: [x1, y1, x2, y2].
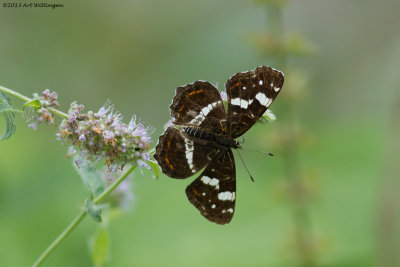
[183, 126, 211, 140]
[182, 126, 239, 149]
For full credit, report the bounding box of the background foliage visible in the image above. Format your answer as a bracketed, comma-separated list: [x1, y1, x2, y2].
[1, 0, 400, 266]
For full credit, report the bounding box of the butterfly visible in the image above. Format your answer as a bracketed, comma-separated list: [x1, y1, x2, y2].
[154, 66, 284, 224]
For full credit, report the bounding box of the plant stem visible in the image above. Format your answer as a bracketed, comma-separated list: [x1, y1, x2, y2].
[377, 93, 400, 267]
[0, 85, 31, 102]
[32, 164, 136, 267]
[93, 165, 136, 204]
[48, 107, 68, 120]
[264, 2, 315, 266]
[32, 210, 87, 267]
[0, 85, 69, 119]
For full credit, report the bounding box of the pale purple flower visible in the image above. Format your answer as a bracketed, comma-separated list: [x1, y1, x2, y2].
[141, 136, 150, 143]
[138, 159, 150, 170]
[68, 113, 77, 123]
[79, 134, 86, 141]
[68, 146, 76, 156]
[220, 91, 227, 102]
[127, 116, 137, 132]
[103, 130, 115, 140]
[141, 152, 150, 161]
[74, 157, 88, 168]
[56, 133, 62, 140]
[49, 91, 58, 100]
[131, 125, 145, 137]
[96, 101, 111, 117]
[43, 89, 50, 97]
[28, 122, 37, 130]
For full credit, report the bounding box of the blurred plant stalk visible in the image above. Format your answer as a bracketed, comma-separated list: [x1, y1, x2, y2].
[377, 93, 400, 267]
[253, 0, 318, 265]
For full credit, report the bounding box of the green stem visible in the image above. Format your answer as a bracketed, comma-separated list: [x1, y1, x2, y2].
[48, 107, 68, 120]
[93, 164, 136, 204]
[32, 164, 137, 267]
[0, 84, 31, 102]
[0, 84, 69, 119]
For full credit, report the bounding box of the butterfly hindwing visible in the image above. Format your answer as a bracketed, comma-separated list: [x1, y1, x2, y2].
[186, 149, 236, 224]
[154, 127, 219, 179]
[226, 66, 284, 138]
[170, 81, 228, 135]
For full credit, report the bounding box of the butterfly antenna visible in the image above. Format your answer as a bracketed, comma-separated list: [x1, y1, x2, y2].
[242, 147, 275, 157]
[236, 150, 255, 182]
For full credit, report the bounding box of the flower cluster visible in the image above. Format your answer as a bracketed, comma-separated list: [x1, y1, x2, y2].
[58, 101, 153, 178]
[26, 89, 60, 130]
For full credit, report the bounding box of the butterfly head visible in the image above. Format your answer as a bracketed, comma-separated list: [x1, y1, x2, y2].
[233, 139, 241, 150]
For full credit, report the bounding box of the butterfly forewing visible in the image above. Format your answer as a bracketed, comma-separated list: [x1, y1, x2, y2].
[226, 66, 284, 138]
[186, 150, 236, 225]
[170, 81, 228, 135]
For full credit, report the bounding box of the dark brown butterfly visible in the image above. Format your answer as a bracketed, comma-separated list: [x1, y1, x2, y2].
[154, 66, 284, 224]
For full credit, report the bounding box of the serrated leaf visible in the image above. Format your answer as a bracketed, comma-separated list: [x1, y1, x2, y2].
[23, 99, 41, 110]
[90, 226, 109, 267]
[0, 92, 16, 141]
[73, 159, 105, 197]
[149, 161, 160, 179]
[85, 199, 103, 222]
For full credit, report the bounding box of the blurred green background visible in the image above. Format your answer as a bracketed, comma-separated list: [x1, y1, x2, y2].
[1, 0, 400, 266]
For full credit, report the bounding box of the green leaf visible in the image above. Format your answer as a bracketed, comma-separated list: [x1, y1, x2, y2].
[23, 99, 41, 110]
[0, 92, 16, 141]
[85, 199, 103, 222]
[90, 226, 109, 267]
[73, 159, 106, 197]
[149, 161, 160, 179]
